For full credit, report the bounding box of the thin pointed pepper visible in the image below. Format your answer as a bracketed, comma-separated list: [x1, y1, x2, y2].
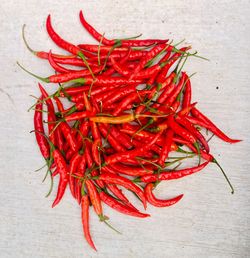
[140, 161, 209, 183]
[85, 180, 104, 220]
[52, 149, 69, 208]
[79, 11, 168, 47]
[106, 184, 138, 211]
[145, 183, 184, 207]
[175, 115, 210, 153]
[75, 154, 86, 204]
[158, 129, 174, 167]
[81, 195, 97, 251]
[34, 97, 50, 160]
[100, 191, 150, 218]
[191, 107, 241, 143]
[46, 14, 94, 77]
[69, 152, 82, 198]
[98, 173, 147, 209]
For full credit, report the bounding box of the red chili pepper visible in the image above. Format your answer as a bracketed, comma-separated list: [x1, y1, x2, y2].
[129, 44, 167, 79]
[163, 72, 185, 107]
[92, 139, 101, 166]
[148, 72, 176, 100]
[69, 152, 82, 198]
[158, 129, 174, 167]
[98, 173, 147, 209]
[75, 154, 87, 204]
[109, 163, 154, 176]
[182, 75, 192, 109]
[89, 51, 147, 63]
[191, 107, 241, 143]
[145, 183, 183, 207]
[175, 115, 210, 153]
[81, 195, 97, 251]
[85, 141, 105, 189]
[38, 84, 58, 146]
[63, 110, 94, 122]
[140, 161, 209, 183]
[53, 97, 66, 151]
[52, 56, 99, 67]
[168, 115, 197, 145]
[52, 149, 69, 207]
[59, 122, 78, 152]
[100, 191, 150, 218]
[106, 184, 138, 211]
[48, 50, 75, 73]
[85, 180, 104, 219]
[46, 14, 92, 71]
[78, 44, 130, 53]
[79, 11, 168, 47]
[34, 97, 50, 160]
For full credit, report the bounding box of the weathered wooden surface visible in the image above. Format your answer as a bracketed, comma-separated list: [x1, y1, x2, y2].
[0, 0, 249, 257]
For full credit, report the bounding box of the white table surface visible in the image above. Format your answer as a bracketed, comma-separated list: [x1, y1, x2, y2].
[1, 1, 250, 257]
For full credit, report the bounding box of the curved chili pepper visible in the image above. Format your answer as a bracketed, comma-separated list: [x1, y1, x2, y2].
[38, 84, 58, 146]
[191, 107, 241, 143]
[106, 184, 138, 211]
[140, 161, 209, 183]
[168, 115, 197, 145]
[100, 191, 150, 218]
[48, 50, 75, 73]
[85, 180, 104, 219]
[79, 10, 114, 45]
[34, 97, 50, 160]
[158, 129, 174, 167]
[175, 115, 210, 153]
[46, 15, 94, 76]
[52, 149, 69, 207]
[145, 183, 183, 207]
[69, 152, 82, 198]
[79, 11, 168, 47]
[81, 195, 97, 251]
[59, 122, 78, 151]
[98, 173, 147, 209]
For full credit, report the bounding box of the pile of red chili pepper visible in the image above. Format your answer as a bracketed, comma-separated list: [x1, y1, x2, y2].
[19, 11, 241, 250]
